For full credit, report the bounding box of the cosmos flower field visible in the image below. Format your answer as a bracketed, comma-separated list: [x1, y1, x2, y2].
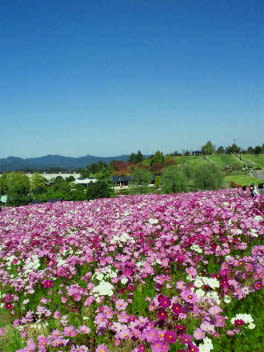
[0, 190, 263, 352]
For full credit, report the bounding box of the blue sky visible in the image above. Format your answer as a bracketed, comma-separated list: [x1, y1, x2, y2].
[0, 0, 263, 158]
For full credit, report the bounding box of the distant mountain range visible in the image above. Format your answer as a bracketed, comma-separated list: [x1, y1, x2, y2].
[0, 154, 130, 172]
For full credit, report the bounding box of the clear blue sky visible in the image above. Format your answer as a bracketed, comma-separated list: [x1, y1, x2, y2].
[0, 0, 263, 158]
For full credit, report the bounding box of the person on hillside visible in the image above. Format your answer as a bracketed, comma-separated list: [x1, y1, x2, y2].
[249, 183, 259, 197]
[241, 185, 247, 194]
[258, 183, 264, 195]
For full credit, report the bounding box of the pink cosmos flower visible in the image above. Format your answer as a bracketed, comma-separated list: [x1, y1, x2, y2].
[70, 346, 89, 352]
[214, 315, 226, 327]
[61, 296, 67, 303]
[40, 298, 48, 304]
[50, 337, 69, 347]
[117, 327, 131, 340]
[95, 313, 108, 328]
[96, 344, 109, 352]
[144, 328, 159, 343]
[208, 306, 222, 315]
[117, 311, 129, 323]
[181, 289, 197, 304]
[186, 267, 197, 278]
[115, 299, 128, 311]
[53, 311, 61, 319]
[37, 335, 49, 347]
[0, 328, 5, 336]
[193, 328, 205, 340]
[64, 325, 77, 337]
[150, 342, 170, 352]
[78, 325, 91, 334]
[200, 321, 215, 333]
[179, 334, 192, 345]
[84, 296, 95, 306]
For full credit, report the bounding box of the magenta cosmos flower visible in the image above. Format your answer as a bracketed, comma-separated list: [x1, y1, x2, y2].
[157, 295, 171, 309]
[157, 309, 168, 321]
[42, 280, 54, 288]
[171, 303, 184, 315]
[164, 330, 177, 343]
[254, 281, 262, 290]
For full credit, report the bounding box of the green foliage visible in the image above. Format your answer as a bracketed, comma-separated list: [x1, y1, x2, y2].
[128, 150, 144, 164]
[131, 168, 152, 186]
[86, 180, 113, 200]
[130, 168, 152, 194]
[0, 173, 9, 195]
[155, 175, 160, 188]
[201, 140, 216, 155]
[224, 175, 263, 187]
[239, 154, 264, 168]
[6, 173, 32, 206]
[193, 164, 224, 190]
[212, 289, 264, 352]
[81, 161, 112, 178]
[226, 143, 240, 154]
[216, 146, 225, 154]
[161, 165, 189, 194]
[150, 150, 165, 165]
[30, 173, 46, 195]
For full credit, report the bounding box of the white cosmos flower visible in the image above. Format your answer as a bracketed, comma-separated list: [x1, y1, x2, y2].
[148, 218, 159, 224]
[121, 277, 128, 284]
[191, 244, 203, 253]
[231, 313, 254, 325]
[224, 295, 231, 304]
[92, 281, 114, 296]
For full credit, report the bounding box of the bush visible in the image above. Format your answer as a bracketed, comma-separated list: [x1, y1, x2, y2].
[161, 165, 189, 193]
[86, 180, 113, 200]
[193, 164, 223, 190]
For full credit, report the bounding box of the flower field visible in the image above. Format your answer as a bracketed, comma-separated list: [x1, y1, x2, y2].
[0, 190, 263, 352]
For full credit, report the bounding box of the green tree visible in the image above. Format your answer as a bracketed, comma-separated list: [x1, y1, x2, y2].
[226, 144, 240, 154]
[130, 168, 152, 194]
[217, 146, 225, 154]
[128, 150, 144, 164]
[31, 173, 46, 195]
[7, 172, 31, 205]
[254, 145, 262, 154]
[0, 173, 9, 195]
[150, 150, 165, 165]
[161, 165, 189, 194]
[193, 164, 223, 190]
[201, 141, 216, 155]
[86, 180, 113, 200]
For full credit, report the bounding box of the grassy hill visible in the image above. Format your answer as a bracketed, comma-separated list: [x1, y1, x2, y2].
[239, 154, 264, 168]
[207, 154, 243, 168]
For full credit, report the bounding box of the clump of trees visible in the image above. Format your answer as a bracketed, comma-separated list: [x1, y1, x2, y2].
[130, 168, 152, 194]
[86, 180, 113, 200]
[160, 164, 224, 194]
[161, 166, 189, 193]
[201, 141, 264, 155]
